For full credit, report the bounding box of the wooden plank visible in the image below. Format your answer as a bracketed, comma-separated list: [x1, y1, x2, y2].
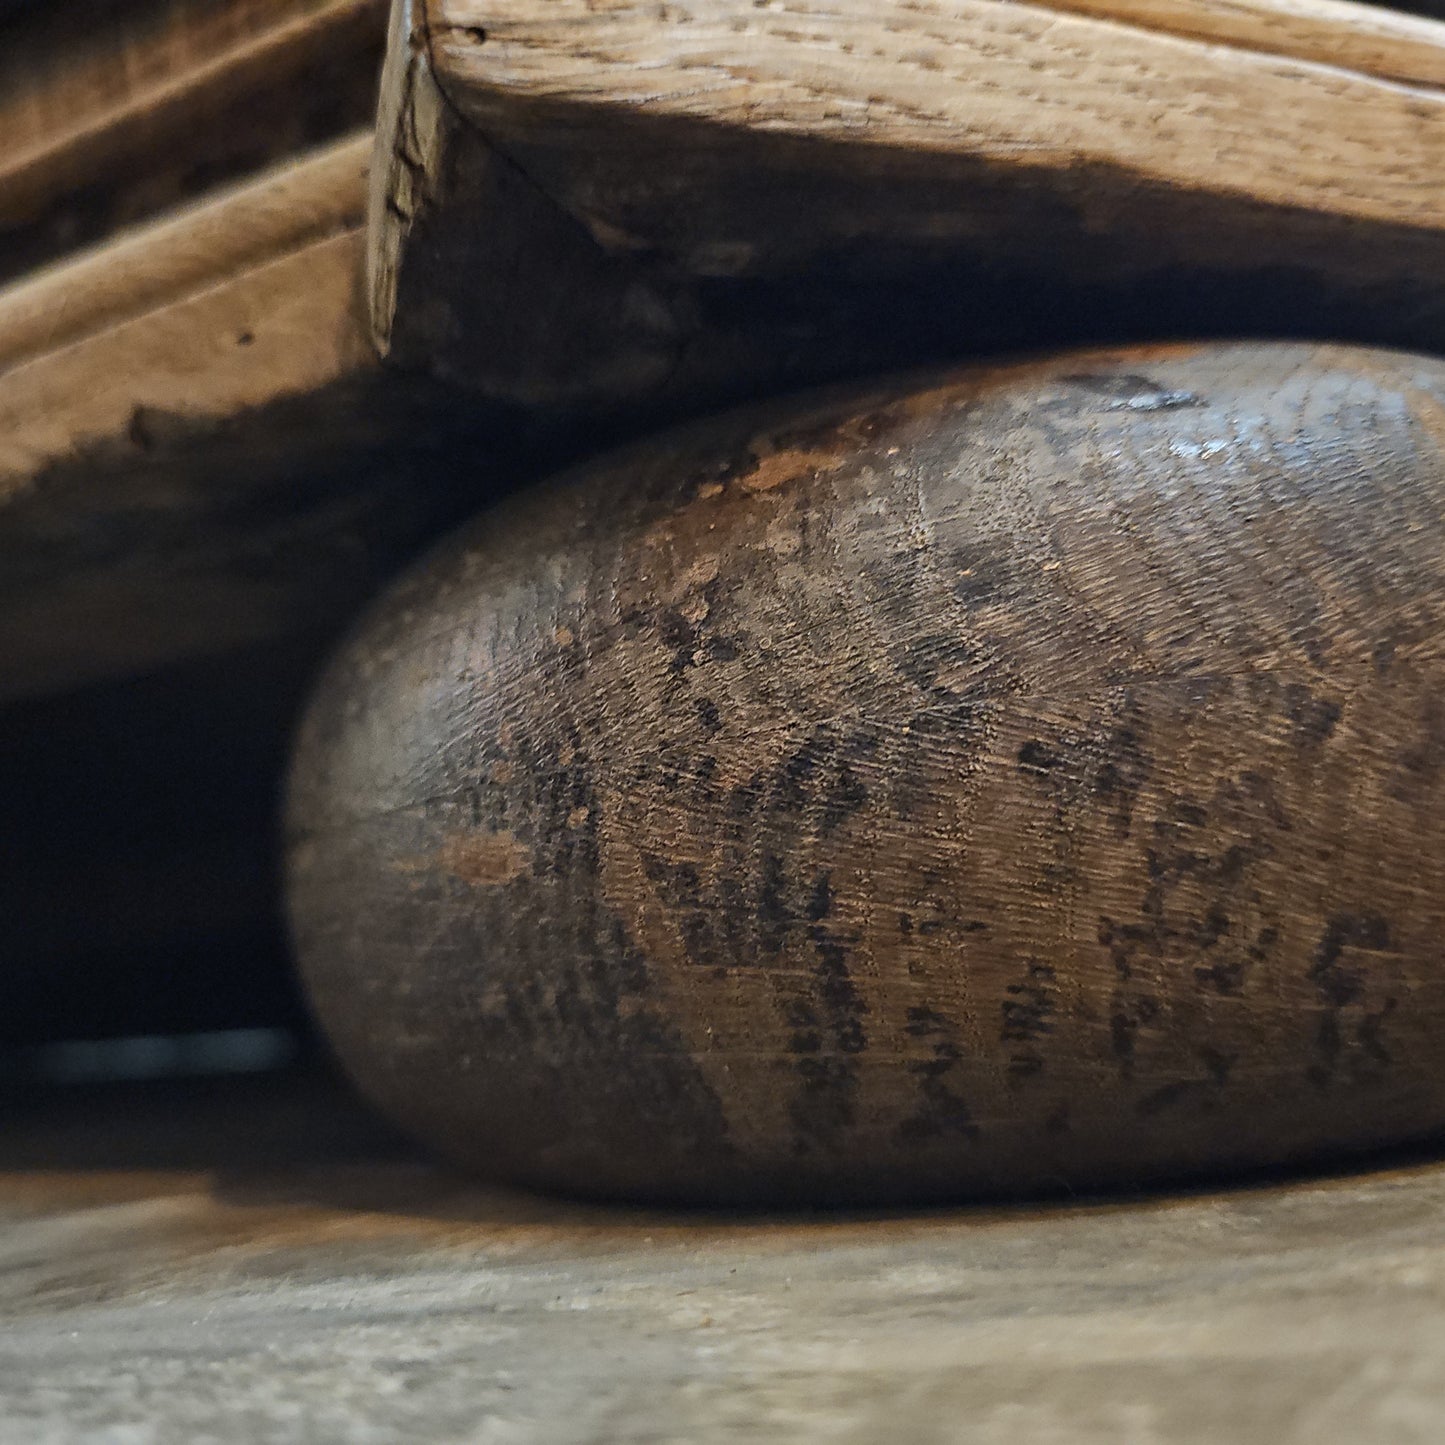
[0, 0, 385, 284]
[1043, 0, 1445, 85]
[7, 1073, 1445, 1441]
[0, 132, 527, 701]
[0, 1, 379, 195]
[0, 134, 371, 390]
[374, 0, 1445, 413]
[0, 134, 372, 498]
[429, 0, 1445, 233]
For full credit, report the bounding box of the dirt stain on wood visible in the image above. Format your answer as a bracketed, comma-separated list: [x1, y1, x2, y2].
[436, 830, 532, 886]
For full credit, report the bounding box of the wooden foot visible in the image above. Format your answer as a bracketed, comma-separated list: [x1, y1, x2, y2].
[287, 340, 1445, 1204]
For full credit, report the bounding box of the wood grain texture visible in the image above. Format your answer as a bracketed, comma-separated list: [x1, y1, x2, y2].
[0, 0, 385, 283]
[0, 133, 371, 384]
[0, 132, 373, 503]
[0, 132, 536, 700]
[289, 341, 1445, 1204]
[12, 1072, 1445, 1442]
[367, 0, 685, 406]
[1043, 0, 1445, 86]
[367, 0, 448, 357]
[373, 0, 1445, 413]
[430, 0, 1445, 234]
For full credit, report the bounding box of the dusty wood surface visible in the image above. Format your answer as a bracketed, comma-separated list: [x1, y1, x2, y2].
[0, 133, 372, 396]
[289, 340, 1445, 1204]
[0, 0, 385, 284]
[0, 129, 373, 518]
[0, 133, 392, 696]
[0, 129, 555, 701]
[1042, 0, 1445, 82]
[432, 0, 1445, 224]
[6, 1071, 1445, 1442]
[374, 0, 1445, 413]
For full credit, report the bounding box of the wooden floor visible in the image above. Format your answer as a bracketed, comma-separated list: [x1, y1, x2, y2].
[4, 1069, 1445, 1441]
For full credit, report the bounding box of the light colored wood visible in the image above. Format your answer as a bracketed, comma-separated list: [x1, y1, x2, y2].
[0, 134, 370, 387]
[367, 0, 450, 356]
[1041, 0, 1445, 88]
[0, 0, 383, 229]
[6, 1076, 1445, 1441]
[0, 134, 372, 497]
[430, 0, 1445, 245]
[373, 0, 1445, 415]
[0, 233, 365, 490]
[0, 132, 495, 702]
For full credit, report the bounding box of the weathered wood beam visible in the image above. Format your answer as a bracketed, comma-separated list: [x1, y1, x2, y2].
[428, 0, 1445, 239]
[0, 134, 524, 701]
[372, 0, 1445, 413]
[0, 0, 386, 283]
[0, 134, 373, 493]
[1042, 0, 1445, 83]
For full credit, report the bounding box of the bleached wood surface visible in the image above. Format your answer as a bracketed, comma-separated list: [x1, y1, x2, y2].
[5, 1073, 1445, 1442]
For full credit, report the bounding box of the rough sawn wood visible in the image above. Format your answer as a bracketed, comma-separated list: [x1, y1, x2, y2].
[0, 0, 385, 284]
[371, 0, 1445, 413]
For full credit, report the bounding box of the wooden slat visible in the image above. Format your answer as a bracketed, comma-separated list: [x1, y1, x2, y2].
[0, 0, 385, 283]
[0, 134, 372, 496]
[430, 0, 1445, 244]
[373, 0, 1445, 412]
[0, 132, 517, 701]
[7, 1074, 1445, 1439]
[0, 135, 370, 386]
[0, 0, 382, 219]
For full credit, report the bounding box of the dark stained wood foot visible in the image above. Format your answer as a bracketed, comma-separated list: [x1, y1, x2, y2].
[287, 339, 1445, 1204]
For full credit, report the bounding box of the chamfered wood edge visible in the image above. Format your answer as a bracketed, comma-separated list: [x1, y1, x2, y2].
[0, 0, 385, 229]
[367, 3, 690, 409]
[0, 131, 372, 378]
[429, 0, 1445, 237]
[367, 0, 1445, 418]
[367, 0, 451, 357]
